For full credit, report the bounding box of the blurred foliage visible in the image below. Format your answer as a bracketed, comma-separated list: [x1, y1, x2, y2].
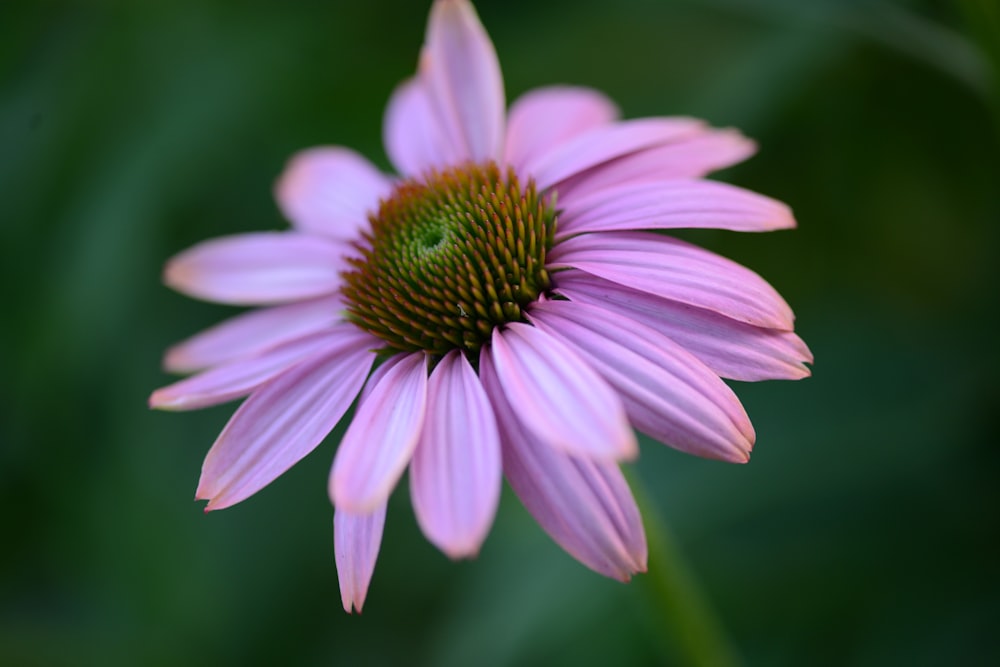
[2, 0, 998, 665]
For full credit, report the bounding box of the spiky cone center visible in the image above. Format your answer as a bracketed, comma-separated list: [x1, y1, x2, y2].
[341, 162, 556, 358]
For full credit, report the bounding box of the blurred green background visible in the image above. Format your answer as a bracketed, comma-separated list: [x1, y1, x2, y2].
[3, 0, 998, 665]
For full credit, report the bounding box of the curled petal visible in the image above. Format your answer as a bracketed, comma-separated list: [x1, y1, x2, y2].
[522, 117, 705, 191]
[330, 353, 429, 513]
[554, 270, 812, 381]
[163, 296, 342, 374]
[275, 147, 392, 241]
[559, 128, 757, 196]
[480, 359, 646, 580]
[151, 330, 343, 411]
[334, 502, 387, 614]
[484, 323, 636, 461]
[557, 180, 795, 239]
[421, 0, 505, 162]
[549, 231, 795, 330]
[504, 86, 619, 171]
[530, 300, 754, 462]
[196, 326, 377, 510]
[410, 351, 501, 558]
[164, 232, 347, 306]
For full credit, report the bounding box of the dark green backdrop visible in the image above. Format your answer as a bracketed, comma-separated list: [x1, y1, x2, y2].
[3, 1, 998, 665]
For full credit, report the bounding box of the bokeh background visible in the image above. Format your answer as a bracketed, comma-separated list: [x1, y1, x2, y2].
[3, 0, 998, 665]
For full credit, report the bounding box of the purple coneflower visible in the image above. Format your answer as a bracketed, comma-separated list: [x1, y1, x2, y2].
[152, 0, 811, 612]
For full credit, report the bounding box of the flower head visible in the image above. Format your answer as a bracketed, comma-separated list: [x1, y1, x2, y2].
[152, 0, 811, 613]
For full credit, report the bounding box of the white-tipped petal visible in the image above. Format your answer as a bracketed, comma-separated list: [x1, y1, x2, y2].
[523, 118, 705, 191]
[164, 232, 346, 306]
[558, 127, 757, 196]
[384, 77, 460, 177]
[549, 231, 795, 330]
[275, 147, 392, 241]
[480, 359, 646, 580]
[330, 353, 429, 513]
[334, 502, 387, 614]
[554, 270, 812, 381]
[557, 179, 795, 239]
[484, 323, 636, 461]
[530, 300, 754, 462]
[410, 351, 501, 559]
[151, 330, 343, 411]
[421, 0, 505, 163]
[196, 326, 377, 510]
[163, 297, 342, 374]
[504, 86, 619, 170]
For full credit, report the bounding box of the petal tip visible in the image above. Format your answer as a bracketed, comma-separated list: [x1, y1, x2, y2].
[162, 346, 192, 374]
[439, 539, 483, 561]
[202, 496, 233, 512]
[195, 479, 224, 510]
[147, 390, 161, 409]
[162, 257, 186, 291]
[774, 202, 798, 230]
[343, 597, 365, 614]
[619, 433, 641, 461]
[148, 389, 171, 410]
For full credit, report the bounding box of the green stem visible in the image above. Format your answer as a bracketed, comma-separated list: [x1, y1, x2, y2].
[627, 468, 741, 667]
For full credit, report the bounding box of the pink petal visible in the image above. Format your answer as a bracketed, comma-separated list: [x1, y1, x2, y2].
[195, 327, 377, 510]
[164, 232, 347, 306]
[163, 296, 342, 374]
[275, 147, 392, 241]
[504, 86, 619, 171]
[484, 323, 636, 461]
[333, 502, 386, 614]
[383, 78, 460, 177]
[410, 351, 501, 559]
[329, 352, 429, 513]
[420, 0, 505, 163]
[530, 300, 754, 462]
[555, 270, 812, 381]
[557, 179, 795, 239]
[151, 329, 345, 411]
[480, 359, 646, 580]
[558, 128, 757, 197]
[548, 231, 795, 330]
[522, 117, 706, 191]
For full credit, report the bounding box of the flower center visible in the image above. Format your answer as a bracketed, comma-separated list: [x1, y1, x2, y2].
[341, 162, 556, 357]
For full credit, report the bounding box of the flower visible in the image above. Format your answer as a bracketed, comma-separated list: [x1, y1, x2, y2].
[151, 0, 811, 613]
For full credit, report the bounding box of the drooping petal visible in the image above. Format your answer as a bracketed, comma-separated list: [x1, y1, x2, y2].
[383, 77, 461, 177]
[557, 180, 795, 239]
[480, 359, 646, 580]
[333, 502, 387, 614]
[410, 351, 501, 559]
[163, 296, 342, 374]
[548, 231, 795, 330]
[420, 0, 505, 163]
[164, 232, 347, 306]
[275, 147, 392, 241]
[558, 128, 757, 197]
[484, 323, 636, 461]
[504, 86, 619, 171]
[530, 300, 754, 462]
[330, 352, 428, 513]
[151, 329, 346, 411]
[522, 117, 705, 192]
[554, 270, 812, 381]
[195, 327, 377, 510]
